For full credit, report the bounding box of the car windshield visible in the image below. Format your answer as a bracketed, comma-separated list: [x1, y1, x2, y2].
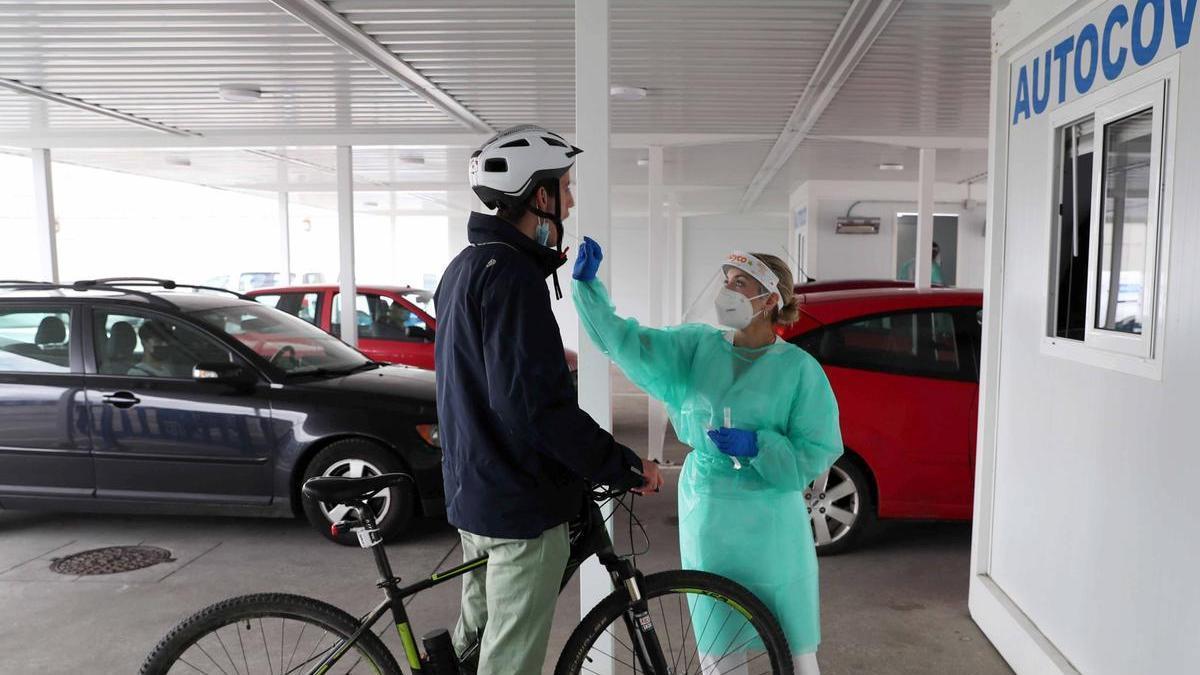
[400, 290, 435, 318]
[189, 304, 371, 376]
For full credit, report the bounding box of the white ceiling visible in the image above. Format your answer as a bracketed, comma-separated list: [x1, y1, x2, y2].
[0, 0, 1001, 213]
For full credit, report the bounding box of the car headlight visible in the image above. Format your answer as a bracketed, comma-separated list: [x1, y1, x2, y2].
[416, 424, 441, 448]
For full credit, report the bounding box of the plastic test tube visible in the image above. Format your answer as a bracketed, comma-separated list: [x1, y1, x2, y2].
[724, 407, 741, 470]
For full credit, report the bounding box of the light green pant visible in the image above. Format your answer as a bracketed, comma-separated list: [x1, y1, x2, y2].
[451, 523, 570, 675]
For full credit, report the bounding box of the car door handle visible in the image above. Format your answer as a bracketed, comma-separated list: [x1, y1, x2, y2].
[102, 392, 141, 409]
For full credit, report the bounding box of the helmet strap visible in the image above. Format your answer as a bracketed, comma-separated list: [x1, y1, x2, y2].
[528, 180, 566, 300]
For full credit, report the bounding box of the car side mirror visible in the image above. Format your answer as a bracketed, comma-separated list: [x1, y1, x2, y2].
[193, 362, 257, 389]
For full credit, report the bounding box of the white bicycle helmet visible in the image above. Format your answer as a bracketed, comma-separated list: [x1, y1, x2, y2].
[469, 124, 582, 212]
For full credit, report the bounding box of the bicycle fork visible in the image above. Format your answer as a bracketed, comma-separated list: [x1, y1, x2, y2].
[611, 559, 672, 674]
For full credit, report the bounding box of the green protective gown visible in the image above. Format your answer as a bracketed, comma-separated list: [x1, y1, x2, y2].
[573, 278, 843, 655]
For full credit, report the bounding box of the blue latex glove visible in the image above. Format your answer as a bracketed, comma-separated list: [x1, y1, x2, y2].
[573, 236, 603, 281]
[707, 427, 759, 458]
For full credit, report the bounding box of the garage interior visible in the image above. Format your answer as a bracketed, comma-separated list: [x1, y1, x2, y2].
[3, 0, 1196, 673]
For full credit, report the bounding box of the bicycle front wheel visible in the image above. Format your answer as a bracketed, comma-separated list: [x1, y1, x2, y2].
[140, 593, 402, 675]
[556, 570, 793, 675]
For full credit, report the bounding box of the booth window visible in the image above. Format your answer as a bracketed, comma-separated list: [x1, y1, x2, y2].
[1047, 79, 1167, 361]
[1051, 118, 1094, 341]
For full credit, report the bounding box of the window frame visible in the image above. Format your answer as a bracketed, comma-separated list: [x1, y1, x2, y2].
[85, 305, 248, 381]
[792, 306, 982, 384]
[1083, 84, 1165, 358]
[0, 302, 80, 375]
[1040, 58, 1177, 380]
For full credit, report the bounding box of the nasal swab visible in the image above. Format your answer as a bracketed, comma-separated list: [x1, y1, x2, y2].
[724, 407, 742, 470]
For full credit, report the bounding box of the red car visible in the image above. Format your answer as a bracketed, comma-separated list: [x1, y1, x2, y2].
[249, 285, 579, 373]
[779, 285, 983, 554]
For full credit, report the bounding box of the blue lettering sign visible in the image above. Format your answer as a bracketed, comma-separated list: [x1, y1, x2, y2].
[1103, 5, 1131, 79]
[1052, 36, 1076, 103]
[1171, 0, 1198, 46]
[1032, 50, 1053, 113]
[1011, 0, 1197, 126]
[1075, 24, 1101, 93]
[1013, 64, 1032, 124]
[1132, 0, 1165, 65]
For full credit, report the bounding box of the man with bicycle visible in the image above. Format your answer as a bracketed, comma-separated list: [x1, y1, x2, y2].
[434, 125, 664, 673]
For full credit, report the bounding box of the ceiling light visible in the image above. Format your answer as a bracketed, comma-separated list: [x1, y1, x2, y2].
[610, 85, 648, 102]
[636, 158, 649, 167]
[165, 155, 191, 167]
[879, 162, 905, 171]
[219, 84, 262, 102]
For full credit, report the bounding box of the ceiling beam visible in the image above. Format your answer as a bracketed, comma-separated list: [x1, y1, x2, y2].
[0, 131, 773, 150]
[737, 0, 904, 211]
[806, 134, 988, 150]
[268, 0, 492, 134]
[0, 77, 198, 137]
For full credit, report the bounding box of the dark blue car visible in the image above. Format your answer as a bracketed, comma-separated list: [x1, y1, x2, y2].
[0, 279, 442, 544]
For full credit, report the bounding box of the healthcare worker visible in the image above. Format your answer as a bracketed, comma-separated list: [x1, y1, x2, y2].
[572, 238, 843, 675]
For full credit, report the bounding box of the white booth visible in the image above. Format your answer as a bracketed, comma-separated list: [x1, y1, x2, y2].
[972, 0, 1200, 672]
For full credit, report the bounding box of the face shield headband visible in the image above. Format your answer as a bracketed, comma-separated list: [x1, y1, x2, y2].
[722, 252, 783, 310]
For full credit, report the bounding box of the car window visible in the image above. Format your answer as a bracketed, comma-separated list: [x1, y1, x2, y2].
[255, 292, 321, 326]
[399, 289, 436, 319]
[0, 308, 71, 373]
[189, 303, 368, 376]
[94, 311, 235, 379]
[802, 309, 965, 379]
[333, 293, 430, 341]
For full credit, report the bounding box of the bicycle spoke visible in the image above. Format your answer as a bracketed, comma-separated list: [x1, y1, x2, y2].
[211, 627, 242, 675]
[236, 621, 251, 675]
[177, 654, 210, 674]
[284, 620, 309, 673]
[194, 638, 231, 675]
[683, 602, 719, 675]
[259, 619, 274, 675]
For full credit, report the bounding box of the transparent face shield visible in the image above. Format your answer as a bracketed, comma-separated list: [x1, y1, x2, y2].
[681, 246, 797, 327]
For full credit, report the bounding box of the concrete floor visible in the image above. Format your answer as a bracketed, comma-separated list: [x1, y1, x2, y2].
[0, 382, 1011, 674]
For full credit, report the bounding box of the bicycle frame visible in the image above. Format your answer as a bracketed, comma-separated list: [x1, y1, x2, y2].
[309, 498, 672, 674]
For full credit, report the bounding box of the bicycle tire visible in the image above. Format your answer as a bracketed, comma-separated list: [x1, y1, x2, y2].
[140, 593, 403, 675]
[555, 569, 794, 675]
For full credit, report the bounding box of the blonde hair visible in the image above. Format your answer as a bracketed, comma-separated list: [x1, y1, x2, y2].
[750, 253, 800, 325]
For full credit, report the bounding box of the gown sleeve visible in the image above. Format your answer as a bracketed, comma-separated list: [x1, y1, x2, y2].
[572, 277, 705, 407]
[749, 353, 844, 490]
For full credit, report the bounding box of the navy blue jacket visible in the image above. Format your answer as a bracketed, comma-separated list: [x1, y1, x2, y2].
[434, 212, 644, 539]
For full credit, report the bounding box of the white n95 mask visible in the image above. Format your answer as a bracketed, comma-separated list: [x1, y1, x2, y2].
[714, 287, 770, 330]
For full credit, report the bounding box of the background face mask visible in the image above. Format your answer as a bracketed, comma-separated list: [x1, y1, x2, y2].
[714, 287, 769, 329]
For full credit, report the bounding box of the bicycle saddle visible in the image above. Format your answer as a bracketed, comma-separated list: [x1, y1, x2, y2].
[302, 473, 412, 504]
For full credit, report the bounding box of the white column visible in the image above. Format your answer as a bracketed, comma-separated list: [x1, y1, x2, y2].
[647, 146, 668, 464]
[916, 148, 936, 289]
[336, 146, 358, 347]
[31, 149, 59, 283]
[668, 197, 683, 323]
[576, 0, 615, 669]
[278, 157, 292, 283]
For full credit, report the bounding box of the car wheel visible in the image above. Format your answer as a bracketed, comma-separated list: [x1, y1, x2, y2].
[807, 457, 875, 556]
[300, 439, 416, 546]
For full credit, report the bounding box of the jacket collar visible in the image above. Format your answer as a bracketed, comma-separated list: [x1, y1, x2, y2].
[467, 211, 567, 278]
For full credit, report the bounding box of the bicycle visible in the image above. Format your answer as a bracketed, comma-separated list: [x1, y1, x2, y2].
[140, 473, 793, 674]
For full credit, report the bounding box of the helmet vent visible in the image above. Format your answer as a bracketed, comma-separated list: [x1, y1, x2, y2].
[542, 137, 567, 148]
[498, 138, 530, 148]
[483, 158, 508, 173]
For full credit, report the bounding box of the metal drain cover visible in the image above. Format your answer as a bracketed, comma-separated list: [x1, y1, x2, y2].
[50, 546, 175, 576]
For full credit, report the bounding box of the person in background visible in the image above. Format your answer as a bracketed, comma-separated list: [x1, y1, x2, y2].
[128, 320, 178, 378]
[899, 240, 945, 285]
[572, 239, 843, 675]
